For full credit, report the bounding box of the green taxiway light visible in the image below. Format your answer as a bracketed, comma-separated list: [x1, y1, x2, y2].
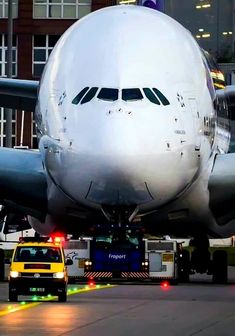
[20, 301, 26, 305]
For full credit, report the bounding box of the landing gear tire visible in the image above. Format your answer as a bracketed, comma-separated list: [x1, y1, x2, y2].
[178, 250, 190, 283]
[9, 290, 18, 302]
[212, 250, 228, 284]
[58, 289, 67, 302]
[191, 248, 210, 274]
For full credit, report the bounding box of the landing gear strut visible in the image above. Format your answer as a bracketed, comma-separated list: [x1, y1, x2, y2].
[189, 236, 228, 284]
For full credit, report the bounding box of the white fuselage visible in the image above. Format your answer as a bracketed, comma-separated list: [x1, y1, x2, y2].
[35, 6, 229, 220]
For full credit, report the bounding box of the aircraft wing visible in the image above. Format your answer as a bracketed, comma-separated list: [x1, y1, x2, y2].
[0, 147, 47, 218]
[0, 78, 39, 111]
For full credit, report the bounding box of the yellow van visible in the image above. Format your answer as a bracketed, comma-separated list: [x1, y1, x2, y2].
[8, 237, 72, 302]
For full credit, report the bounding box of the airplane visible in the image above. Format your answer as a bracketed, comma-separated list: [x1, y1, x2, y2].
[0, 5, 235, 282]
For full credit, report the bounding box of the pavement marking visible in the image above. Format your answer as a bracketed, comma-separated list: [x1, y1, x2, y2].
[0, 284, 116, 317]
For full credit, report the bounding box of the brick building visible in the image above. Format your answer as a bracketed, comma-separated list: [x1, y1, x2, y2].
[0, 0, 114, 148]
[0, 0, 234, 147]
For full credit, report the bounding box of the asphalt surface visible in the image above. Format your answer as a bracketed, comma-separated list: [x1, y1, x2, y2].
[1, 269, 235, 336]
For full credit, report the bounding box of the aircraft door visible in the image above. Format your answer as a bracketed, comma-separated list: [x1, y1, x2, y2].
[188, 98, 202, 151]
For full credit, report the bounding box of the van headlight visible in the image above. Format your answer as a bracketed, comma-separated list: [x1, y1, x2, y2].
[10, 271, 20, 278]
[85, 261, 92, 266]
[53, 272, 64, 279]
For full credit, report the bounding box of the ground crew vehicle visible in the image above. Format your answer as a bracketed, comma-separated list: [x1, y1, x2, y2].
[145, 239, 178, 282]
[83, 235, 179, 282]
[8, 237, 72, 302]
[63, 238, 90, 281]
[84, 234, 148, 279]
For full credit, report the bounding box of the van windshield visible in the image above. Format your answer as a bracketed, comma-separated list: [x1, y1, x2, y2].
[14, 246, 62, 263]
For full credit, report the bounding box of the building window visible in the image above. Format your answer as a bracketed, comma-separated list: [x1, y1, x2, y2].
[0, 34, 17, 77]
[0, 108, 16, 147]
[0, 0, 18, 18]
[33, 35, 60, 77]
[32, 120, 38, 149]
[33, 0, 91, 19]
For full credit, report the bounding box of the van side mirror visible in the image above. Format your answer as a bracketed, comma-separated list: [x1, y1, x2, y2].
[65, 258, 73, 266]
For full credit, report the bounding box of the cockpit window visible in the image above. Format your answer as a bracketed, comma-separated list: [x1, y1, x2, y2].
[80, 87, 99, 105]
[143, 88, 161, 105]
[152, 88, 170, 106]
[122, 88, 143, 101]
[72, 87, 89, 105]
[97, 88, 118, 101]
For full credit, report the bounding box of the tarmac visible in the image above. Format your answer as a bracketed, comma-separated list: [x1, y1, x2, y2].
[0, 268, 235, 335]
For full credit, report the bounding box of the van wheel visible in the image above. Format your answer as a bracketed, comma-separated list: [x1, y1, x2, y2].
[58, 290, 67, 302]
[9, 291, 18, 302]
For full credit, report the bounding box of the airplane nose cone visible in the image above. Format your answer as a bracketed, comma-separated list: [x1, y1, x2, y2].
[75, 122, 157, 205]
[56, 108, 198, 209]
[65, 118, 172, 207]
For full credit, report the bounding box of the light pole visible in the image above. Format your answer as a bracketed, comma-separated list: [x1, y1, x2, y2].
[5, 0, 13, 148]
[233, 0, 235, 59]
[216, 0, 220, 59]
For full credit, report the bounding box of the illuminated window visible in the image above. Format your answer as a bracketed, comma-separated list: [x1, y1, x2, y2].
[196, 3, 211, 9]
[0, 34, 17, 77]
[33, 35, 60, 77]
[118, 0, 137, 4]
[0, 0, 18, 18]
[33, 0, 91, 19]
